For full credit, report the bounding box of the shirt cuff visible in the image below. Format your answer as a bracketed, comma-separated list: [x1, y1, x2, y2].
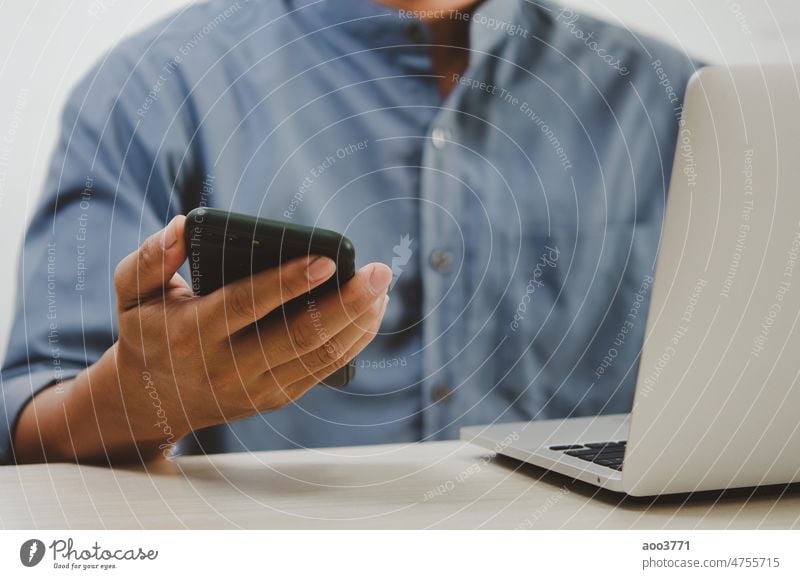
[0, 364, 83, 465]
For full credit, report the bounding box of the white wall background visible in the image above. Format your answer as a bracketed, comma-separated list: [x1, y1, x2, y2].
[0, 0, 798, 356]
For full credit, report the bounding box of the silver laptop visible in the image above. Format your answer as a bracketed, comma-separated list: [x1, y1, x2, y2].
[461, 64, 800, 496]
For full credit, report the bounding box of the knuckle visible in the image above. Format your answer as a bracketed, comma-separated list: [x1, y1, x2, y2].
[330, 352, 351, 371]
[113, 255, 139, 300]
[280, 269, 310, 300]
[113, 261, 127, 292]
[228, 285, 257, 322]
[315, 339, 342, 367]
[138, 236, 160, 269]
[290, 320, 318, 353]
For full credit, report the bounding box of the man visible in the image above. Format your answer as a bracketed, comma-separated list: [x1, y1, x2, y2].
[1, 0, 698, 464]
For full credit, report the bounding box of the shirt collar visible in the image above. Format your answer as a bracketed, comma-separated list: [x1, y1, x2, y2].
[291, 0, 412, 46]
[289, 0, 537, 61]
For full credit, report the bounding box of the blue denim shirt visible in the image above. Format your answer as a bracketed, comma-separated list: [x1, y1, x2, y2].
[0, 0, 698, 462]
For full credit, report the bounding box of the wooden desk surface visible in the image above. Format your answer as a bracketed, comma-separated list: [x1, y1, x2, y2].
[1, 441, 798, 529]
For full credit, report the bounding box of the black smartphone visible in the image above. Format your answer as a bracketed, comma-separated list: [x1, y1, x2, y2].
[184, 207, 357, 387]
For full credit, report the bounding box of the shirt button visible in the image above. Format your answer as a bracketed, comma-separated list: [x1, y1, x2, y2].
[431, 127, 450, 150]
[405, 23, 425, 44]
[429, 249, 454, 273]
[432, 383, 454, 404]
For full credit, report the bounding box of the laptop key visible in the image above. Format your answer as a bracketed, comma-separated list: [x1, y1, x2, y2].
[565, 449, 600, 459]
[584, 442, 624, 448]
[549, 444, 585, 451]
[594, 449, 625, 459]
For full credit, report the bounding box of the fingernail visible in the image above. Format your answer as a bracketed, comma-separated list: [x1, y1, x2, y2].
[368, 265, 392, 295]
[306, 256, 336, 282]
[160, 217, 179, 250]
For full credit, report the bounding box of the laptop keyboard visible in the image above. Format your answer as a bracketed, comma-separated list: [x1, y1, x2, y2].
[549, 441, 627, 471]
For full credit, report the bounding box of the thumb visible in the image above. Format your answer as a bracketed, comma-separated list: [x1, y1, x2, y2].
[114, 215, 187, 310]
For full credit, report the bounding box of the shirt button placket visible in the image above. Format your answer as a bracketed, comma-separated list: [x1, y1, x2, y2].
[419, 119, 459, 439]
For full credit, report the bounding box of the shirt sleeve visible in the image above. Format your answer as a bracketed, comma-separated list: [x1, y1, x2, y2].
[0, 40, 200, 465]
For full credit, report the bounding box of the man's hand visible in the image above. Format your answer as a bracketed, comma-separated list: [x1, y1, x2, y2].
[14, 215, 391, 464]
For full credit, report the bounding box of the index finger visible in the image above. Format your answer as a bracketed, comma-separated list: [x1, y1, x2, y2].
[193, 255, 337, 338]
